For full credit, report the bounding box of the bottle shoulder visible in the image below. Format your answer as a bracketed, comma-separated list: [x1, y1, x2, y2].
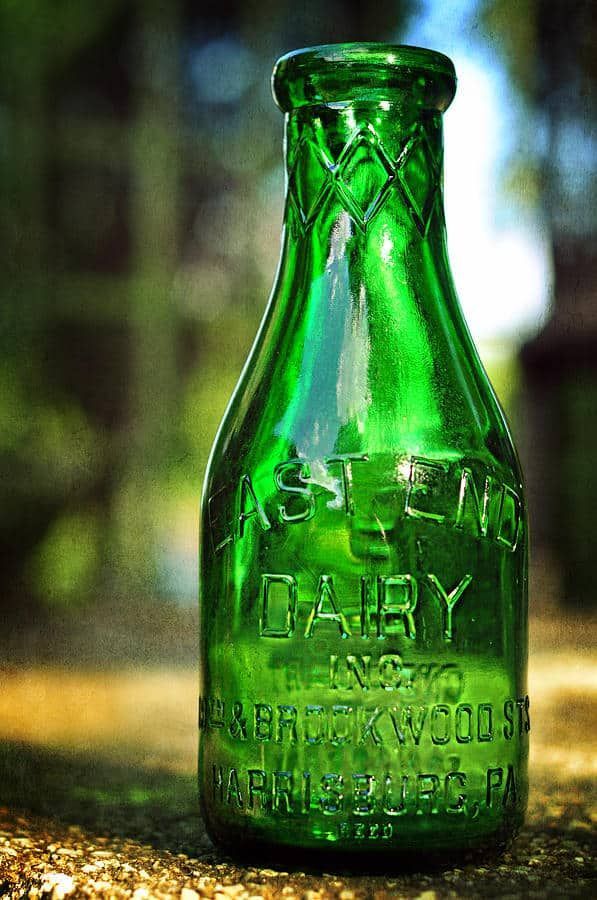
[205, 350, 522, 489]
[204, 229, 524, 501]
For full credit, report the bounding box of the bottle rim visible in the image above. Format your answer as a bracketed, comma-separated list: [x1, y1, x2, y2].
[272, 43, 457, 113]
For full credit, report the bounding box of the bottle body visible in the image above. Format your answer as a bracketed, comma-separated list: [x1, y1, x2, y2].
[199, 44, 528, 857]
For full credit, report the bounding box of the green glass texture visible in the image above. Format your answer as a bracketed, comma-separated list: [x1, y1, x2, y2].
[199, 44, 528, 860]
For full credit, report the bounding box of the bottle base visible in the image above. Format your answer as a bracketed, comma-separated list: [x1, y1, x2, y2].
[202, 814, 524, 874]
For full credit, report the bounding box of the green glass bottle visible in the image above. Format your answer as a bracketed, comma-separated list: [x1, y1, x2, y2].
[199, 44, 528, 860]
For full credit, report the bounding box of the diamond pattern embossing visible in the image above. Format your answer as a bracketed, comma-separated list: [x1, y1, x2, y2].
[333, 130, 394, 230]
[397, 130, 440, 236]
[288, 123, 440, 236]
[288, 137, 331, 227]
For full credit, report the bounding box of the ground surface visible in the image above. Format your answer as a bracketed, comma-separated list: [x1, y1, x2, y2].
[0, 610, 595, 898]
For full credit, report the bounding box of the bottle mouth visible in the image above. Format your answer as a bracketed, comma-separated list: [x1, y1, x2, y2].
[272, 43, 456, 113]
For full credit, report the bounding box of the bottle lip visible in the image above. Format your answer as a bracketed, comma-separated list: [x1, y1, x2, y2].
[272, 43, 457, 113]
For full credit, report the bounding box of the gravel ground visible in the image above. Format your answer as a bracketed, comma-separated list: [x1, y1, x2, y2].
[0, 778, 594, 899]
[0, 632, 594, 898]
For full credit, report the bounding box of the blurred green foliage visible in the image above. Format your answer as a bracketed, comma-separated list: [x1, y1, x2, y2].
[31, 510, 100, 607]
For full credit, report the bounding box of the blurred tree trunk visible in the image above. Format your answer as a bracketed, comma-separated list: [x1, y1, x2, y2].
[107, 0, 181, 599]
[521, 0, 597, 606]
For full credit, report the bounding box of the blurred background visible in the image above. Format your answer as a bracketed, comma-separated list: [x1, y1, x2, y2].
[0, 0, 595, 668]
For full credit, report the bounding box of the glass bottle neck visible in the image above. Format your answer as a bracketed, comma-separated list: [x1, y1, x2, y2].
[282, 102, 446, 252]
[263, 102, 482, 459]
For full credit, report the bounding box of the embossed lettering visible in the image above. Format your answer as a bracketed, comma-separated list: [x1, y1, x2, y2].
[503, 699, 515, 740]
[430, 704, 450, 745]
[238, 474, 271, 537]
[304, 705, 325, 744]
[445, 771, 467, 813]
[504, 696, 530, 739]
[274, 459, 316, 523]
[486, 767, 503, 807]
[304, 575, 352, 638]
[209, 453, 523, 555]
[455, 468, 494, 537]
[272, 771, 293, 812]
[256, 570, 475, 642]
[212, 764, 224, 802]
[503, 764, 517, 805]
[301, 770, 311, 813]
[259, 573, 297, 638]
[416, 773, 440, 814]
[226, 768, 243, 807]
[352, 774, 376, 816]
[254, 703, 273, 741]
[208, 697, 225, 728]
[329, 655, 463, 700]
[404, 705, 428, 745]
[324, 454, 369, 515]
[247, 769, 267, 809]
[320, 773, 344, 814]
[496, 484, 522, 551]
[386, 707, 406, 744]
[405, 456, 449, 523]
[377, 575, 418, 639]
[346, 654, 371, 690]
[516, 696, 529, 735]
[208, 764, 521, 818]
[202, 695, 527, 749]
[207, 485, 234, 553]
[455, 703, 474, 743]
[382, 774, 408, 815]
[276, 705, 298, 743]
[359, 707, 385, 745]
[331, 704, 353, 746]
[229, 701, 247, 740]
[478, 702, 494, 742]
[426, 573, 473, 641]
[378, 654, 403, 690]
